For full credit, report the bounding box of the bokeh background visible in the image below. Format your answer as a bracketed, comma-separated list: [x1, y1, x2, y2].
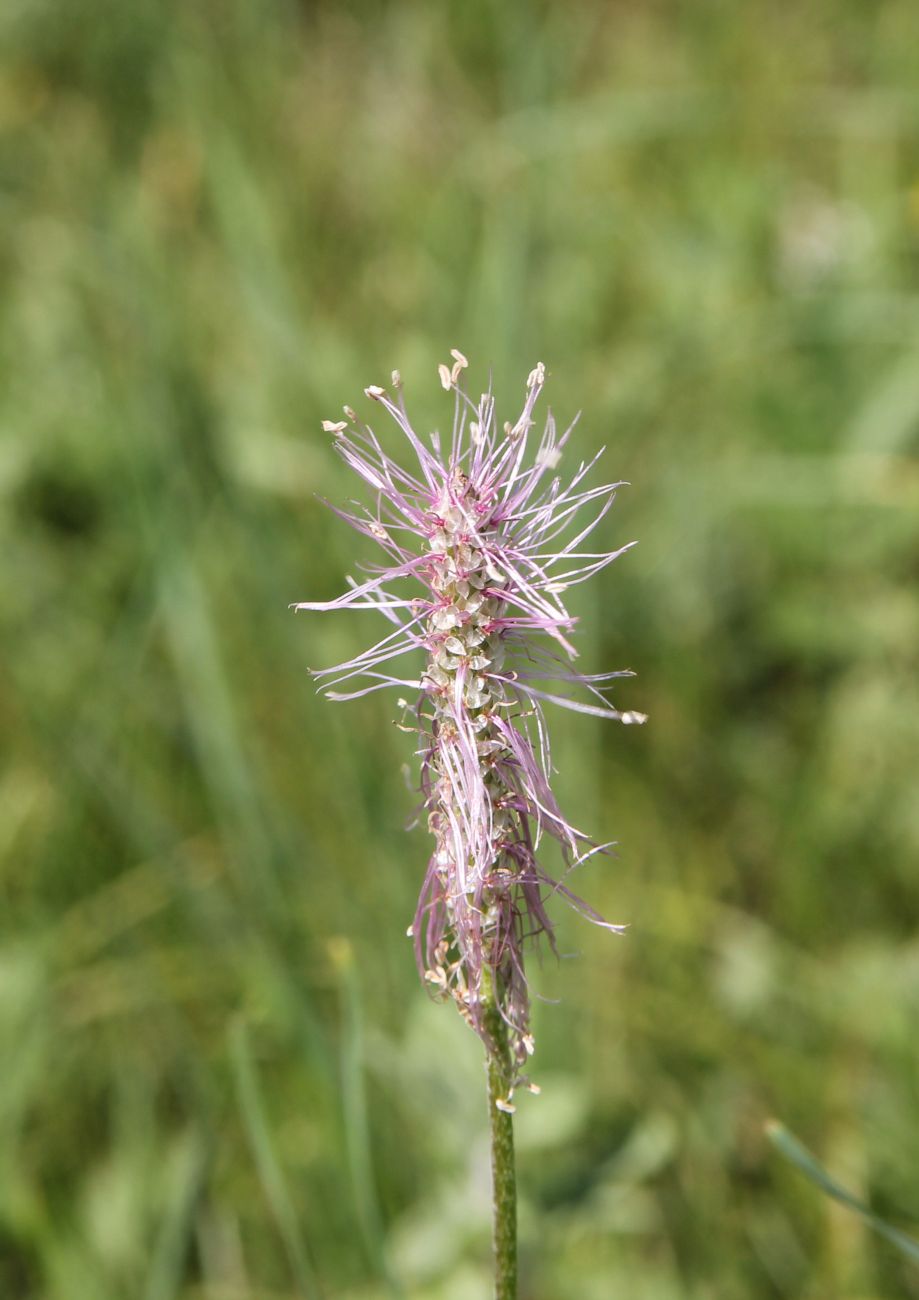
[3, 1, 919, 1296]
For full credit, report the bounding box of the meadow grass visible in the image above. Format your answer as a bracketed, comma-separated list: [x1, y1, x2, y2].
[3, 1, 919, 1295]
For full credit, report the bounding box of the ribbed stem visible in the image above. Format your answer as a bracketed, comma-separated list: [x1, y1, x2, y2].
[483, 975, 517, 1300]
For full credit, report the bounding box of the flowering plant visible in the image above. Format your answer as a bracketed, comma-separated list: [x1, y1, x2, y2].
[294, 353, 643, 1294]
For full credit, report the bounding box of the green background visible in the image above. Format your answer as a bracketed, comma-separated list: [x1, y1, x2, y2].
[3, 2, 919, 1296]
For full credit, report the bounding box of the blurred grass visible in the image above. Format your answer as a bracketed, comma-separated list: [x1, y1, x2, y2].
[3, 0, 919, 1295]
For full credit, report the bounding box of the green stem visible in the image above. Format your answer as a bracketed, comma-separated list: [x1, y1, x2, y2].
[483, 976, 517, 1300]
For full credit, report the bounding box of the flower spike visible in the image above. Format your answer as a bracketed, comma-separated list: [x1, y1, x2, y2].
[294, 354, 644, 1070]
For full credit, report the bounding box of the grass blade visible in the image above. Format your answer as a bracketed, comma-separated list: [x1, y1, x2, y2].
[767, 1120, 919, 1268]
[229, 1018, 321, 1298]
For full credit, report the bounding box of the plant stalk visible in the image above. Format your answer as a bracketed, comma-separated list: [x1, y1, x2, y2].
[483, 977, 517, 1300]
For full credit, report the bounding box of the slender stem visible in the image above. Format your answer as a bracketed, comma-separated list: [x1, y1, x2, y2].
[483, 977, 517, 1300]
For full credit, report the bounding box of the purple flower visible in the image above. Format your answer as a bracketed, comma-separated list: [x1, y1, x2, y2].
[294, 353, 644, 1084]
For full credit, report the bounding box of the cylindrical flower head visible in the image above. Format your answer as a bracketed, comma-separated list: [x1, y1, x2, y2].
[295, 355, 645, 1078]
